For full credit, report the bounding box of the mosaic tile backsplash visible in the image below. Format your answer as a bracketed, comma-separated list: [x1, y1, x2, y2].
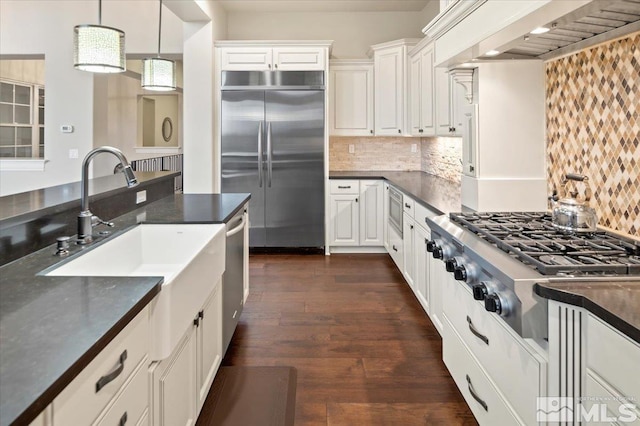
[546, 32, 640, 236]
[329, 136, 462, 183]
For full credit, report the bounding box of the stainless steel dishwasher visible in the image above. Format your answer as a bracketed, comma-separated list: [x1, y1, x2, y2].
[222, 206, 248, 353]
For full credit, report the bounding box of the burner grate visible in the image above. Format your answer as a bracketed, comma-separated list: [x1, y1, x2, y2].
[450, 212, 640, 276]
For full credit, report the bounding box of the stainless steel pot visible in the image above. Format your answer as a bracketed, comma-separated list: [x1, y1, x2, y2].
[549, 173, 598, 233]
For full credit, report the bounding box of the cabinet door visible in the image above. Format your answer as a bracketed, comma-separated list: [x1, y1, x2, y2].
[197, 284, 222, 414]
[330, 64, 374, 136]
[220, 47, 273, 71]
[359, 180, 384, 246]
[383, 183, 390, 251]
[450, 75, 467, 137]
[420, 45, 435, 136]
[273, 47, 325, 70]
[435, 67, 452, 136]
[413, 225, 430, 313]
[462, 104, 479, 177]
[429, 258, 446, 335]
[409, 54, 422, 136]
[402, 214, 415, 289]
[374, 46, 405, 136]
[152, 327, 197, 426]
[330, 194, 359, 246]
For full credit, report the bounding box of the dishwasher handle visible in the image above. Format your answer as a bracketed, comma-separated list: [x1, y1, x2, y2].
[226, 213, 247, 237]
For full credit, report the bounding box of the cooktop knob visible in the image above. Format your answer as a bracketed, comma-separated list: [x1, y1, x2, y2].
[472, 282, 489, 300]
[485, 293, 510, 316]
[453, 265, 467, 281]
[426, 240, 437, 253]
[445, 257, 460, 272]
[432, 246, 444, 259]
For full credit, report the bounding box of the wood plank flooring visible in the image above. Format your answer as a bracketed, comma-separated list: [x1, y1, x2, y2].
[209, 253, 477, 425]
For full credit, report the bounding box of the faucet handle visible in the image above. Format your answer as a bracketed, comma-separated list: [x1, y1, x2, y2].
[92, 215, 114, 228]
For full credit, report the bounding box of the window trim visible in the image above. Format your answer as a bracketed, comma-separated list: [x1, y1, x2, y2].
[0, 78, 44, 159]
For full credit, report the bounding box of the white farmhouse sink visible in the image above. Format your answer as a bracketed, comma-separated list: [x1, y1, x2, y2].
[46, 224, 226, 360]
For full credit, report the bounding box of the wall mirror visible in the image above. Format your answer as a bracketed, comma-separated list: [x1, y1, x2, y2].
[137, 93, 180, 147]
[0, 59, 45, 159]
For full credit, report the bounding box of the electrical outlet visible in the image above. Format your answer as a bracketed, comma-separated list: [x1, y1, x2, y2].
[136, 190, 147, 204]
[411, 143, 418, 153]
[60, 125, 74, 133]
[349, 144, 355, 154]
[68, 149, 78, 159]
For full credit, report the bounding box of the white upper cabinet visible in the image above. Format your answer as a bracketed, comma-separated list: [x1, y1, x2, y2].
[409, 41, 435, 137]
[435, 67, 464, 137]
[329, 60, 374, 136]
[217, 42, 332, 72]
[371, 39, 419, 136]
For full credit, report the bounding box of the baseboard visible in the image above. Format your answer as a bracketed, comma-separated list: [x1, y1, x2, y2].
[329, 246, 388, 254]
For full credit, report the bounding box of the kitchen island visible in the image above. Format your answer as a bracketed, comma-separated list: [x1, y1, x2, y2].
[0, 193, 249, 426]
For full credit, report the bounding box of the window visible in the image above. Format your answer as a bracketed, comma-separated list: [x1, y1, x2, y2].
[0, 80, 44, 158]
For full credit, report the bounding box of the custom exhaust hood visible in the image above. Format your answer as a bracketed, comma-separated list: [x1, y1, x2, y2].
[428, 0, 640, 67]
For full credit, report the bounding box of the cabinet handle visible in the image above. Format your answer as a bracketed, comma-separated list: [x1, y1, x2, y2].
[392, 245, 398, 252]
[338, 185, 351, 189]
[398, 129, 401, 134]
[275, 63, 278, 69]
[268, 63, 271, 69]
[469, 165, 475, 172]
[404, 203, 411, 208]
[95, 350, 127, 392]
[119, 412, 128, 426]
[194, 315, 200, 327]
[419, 129, 423, 133]
[355, 198, 358, 203]
[467, 316, 489, 345]
[410, 225, 414, 229]
[466, 375, 488, 411]
[198, 310, 204, 319]
[370, 130, 374, 134]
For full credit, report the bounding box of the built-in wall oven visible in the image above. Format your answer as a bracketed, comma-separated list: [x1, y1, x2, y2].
[388, 186, 403, 237]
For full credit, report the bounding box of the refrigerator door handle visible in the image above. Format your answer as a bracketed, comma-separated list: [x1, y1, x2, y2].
[258, 121, 263, 187]
[267, 121, 273, 187]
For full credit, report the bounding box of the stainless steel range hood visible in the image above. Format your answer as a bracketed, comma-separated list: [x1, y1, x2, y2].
[430, 0, 640, 67]
[494, 0, 640, 60]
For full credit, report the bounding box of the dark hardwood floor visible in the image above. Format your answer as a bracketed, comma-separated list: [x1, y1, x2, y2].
[216, 253, 477, 425]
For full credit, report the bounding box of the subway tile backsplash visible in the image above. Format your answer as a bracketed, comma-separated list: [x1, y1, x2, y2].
[546, 32, 639, 236]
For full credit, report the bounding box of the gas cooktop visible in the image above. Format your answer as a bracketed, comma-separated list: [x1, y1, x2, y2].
[449, 212, 640, 276]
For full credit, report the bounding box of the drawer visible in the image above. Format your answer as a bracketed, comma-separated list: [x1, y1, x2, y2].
[585, 372, 640, 425]
[94, 357, 149, 426]
[414, 202, 438, 230]
[54, 307, 150, 426]
[402, 195, 415, 218]
[388, 221, 404, 271]
[587, 314, 640, 400]
[443, 280, 543, 425]
[330, 180, 359, 194]
[443, 318, 522, 425]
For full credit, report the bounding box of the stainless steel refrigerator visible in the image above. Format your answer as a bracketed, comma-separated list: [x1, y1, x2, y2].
[221, 71, 325, 248]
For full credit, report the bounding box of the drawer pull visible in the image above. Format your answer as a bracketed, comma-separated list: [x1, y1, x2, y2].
[95, 350, 127, 392]
[466, 374, 488, 411]
[467, 316, 489, 345]
[119, 412, 128, 426]
[338, 185, 351, 189]
[405, 203, 411, 208]
[392, 245, 398, 252]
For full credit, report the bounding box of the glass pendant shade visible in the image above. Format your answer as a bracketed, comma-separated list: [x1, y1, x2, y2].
[74, 25, 126, 73]
[142, 57, 176, 91]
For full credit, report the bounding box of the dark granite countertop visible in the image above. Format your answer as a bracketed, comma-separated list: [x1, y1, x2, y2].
[534, 281, 640, 344]
[0, 171, 179, 228]
[329, 171, 462, 215]
[0, 193, 250, 426]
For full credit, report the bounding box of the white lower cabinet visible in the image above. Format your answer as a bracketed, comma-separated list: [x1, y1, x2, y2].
[150, 328, 197, 426]
[53, 307, 150, 426]
[402, 213, 415, 290]
[329, 180, 384, 249]
[428, 257, 446, 335]
[387, 221, 404, 270]
[413, 224, 430, 313]
[150, 281, 222, 425]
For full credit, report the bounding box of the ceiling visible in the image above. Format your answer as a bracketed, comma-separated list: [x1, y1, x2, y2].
[216, 0, 431, 13]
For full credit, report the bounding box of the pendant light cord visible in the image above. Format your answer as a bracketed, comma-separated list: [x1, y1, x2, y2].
[157, 0, 163, 58]
[98, 0, 102, 25]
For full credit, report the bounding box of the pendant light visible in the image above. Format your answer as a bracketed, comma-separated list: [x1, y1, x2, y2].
[74, 0, 126, 73]
[141, 0, 176, 91]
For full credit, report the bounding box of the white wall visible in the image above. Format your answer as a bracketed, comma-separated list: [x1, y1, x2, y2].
[226, 11, 429, 58]
[0, 0, 183, 196]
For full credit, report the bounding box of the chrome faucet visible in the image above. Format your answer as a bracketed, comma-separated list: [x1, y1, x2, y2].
[77, 146, 138, 244]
